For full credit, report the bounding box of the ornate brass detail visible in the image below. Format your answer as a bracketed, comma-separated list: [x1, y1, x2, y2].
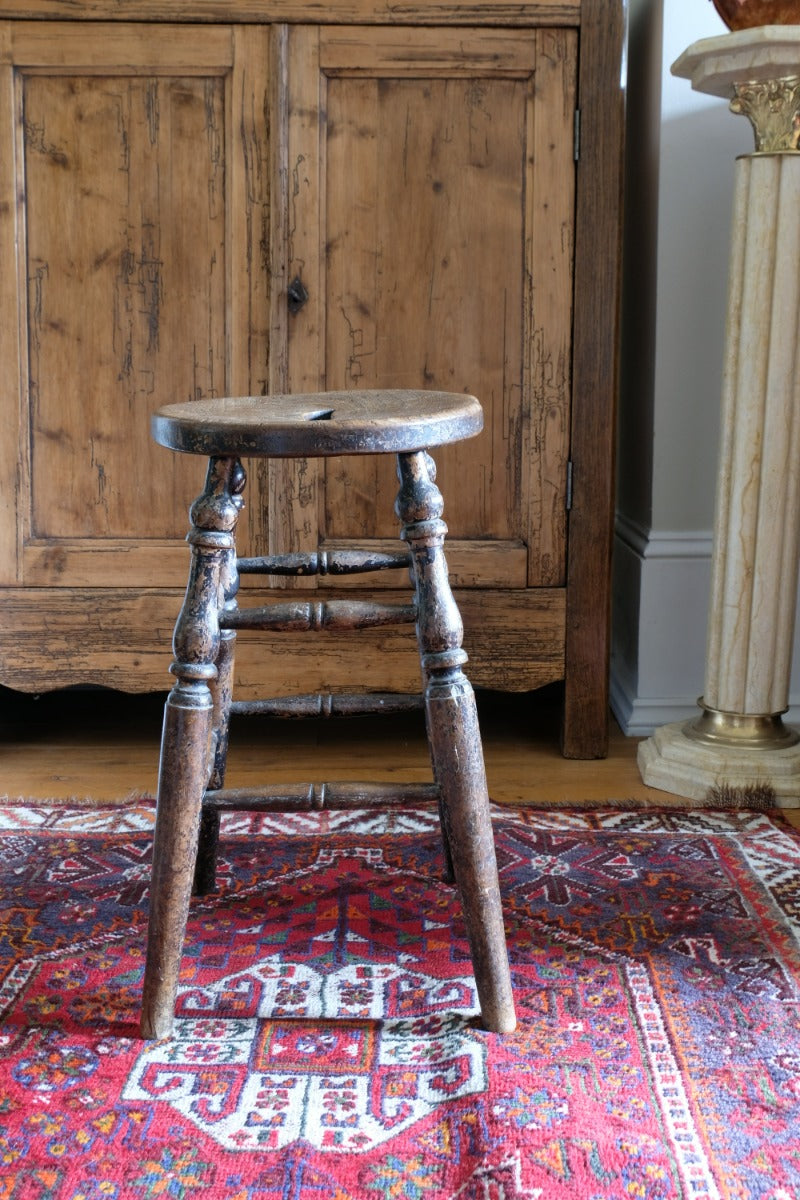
[685, 700, 800, 749]
[730, 76, 800, 152]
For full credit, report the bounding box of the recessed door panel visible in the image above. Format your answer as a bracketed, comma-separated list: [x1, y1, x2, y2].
[283, 25, 576, 588]
[0, 23, 270, 588]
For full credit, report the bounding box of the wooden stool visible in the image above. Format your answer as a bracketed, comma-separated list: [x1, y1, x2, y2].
[141, 390, 516, 1039]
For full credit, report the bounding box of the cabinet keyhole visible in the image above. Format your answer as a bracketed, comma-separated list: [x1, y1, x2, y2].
[287, 276, 309, 314]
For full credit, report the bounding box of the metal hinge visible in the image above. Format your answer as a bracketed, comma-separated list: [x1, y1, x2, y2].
[573, 109, 581, 163]
[566, 460, 574, 511]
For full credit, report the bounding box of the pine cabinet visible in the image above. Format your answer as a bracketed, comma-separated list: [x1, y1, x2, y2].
[0, 2, 624, 757]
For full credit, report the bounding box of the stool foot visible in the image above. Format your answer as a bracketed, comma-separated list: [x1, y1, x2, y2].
[141, 683, 214, 1039]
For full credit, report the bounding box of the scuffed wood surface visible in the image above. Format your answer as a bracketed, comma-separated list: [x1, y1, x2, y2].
[0, 55, 22, 586]
[151, 389, 484, 456]
[203, 781, 441, 809]
[0, 22, 234, 67]
[0, 588, 566, 695]
[525, 29, 576, 587]
[1, 2, 581, 26]
[230, 692, 424, 716]
[15, 535, 528, 591]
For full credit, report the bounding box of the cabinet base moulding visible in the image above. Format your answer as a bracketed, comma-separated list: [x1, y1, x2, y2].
[0, 587, 566, 698]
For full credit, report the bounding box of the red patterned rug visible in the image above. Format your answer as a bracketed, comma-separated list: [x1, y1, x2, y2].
[2, 803, 800, 1198]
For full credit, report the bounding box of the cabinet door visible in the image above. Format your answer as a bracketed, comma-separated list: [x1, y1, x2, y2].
[276, 25, 576, 591]
[0, 22, 270, 591]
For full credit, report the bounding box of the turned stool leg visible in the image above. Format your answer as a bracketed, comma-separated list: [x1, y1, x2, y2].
[396, 451, 516, 1034]
[141, 456, 243, 1040]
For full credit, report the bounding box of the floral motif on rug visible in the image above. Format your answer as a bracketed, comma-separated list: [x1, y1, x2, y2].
[1, 804, 800, 1198]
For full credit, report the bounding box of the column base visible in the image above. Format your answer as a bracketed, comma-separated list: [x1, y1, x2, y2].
[638, 720, 800, 808]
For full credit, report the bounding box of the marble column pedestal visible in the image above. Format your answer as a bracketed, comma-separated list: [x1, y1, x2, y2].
[639, 28, 800, 807]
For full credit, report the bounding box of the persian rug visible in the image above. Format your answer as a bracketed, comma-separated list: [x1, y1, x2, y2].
[1, 803, 800, 1199]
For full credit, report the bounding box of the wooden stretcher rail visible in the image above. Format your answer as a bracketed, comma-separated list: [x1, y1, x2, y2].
[221, 599, 416, 631]
[230, 691, 424, 717]
[202, 781, 441, 811]
[237, 549, 411, 575]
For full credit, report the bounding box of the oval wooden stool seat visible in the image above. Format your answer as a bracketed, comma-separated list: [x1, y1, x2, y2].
[152, 389, 484, 457]
[141, 388, 516, 1042]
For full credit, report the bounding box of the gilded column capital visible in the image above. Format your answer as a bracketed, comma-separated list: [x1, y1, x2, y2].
[730, 75, 800, 151]
[673, 29, 800, 150]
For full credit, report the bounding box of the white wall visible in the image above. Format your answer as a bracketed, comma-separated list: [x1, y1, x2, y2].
[611, 1, 800, 734]
[651, 3, 749, 529]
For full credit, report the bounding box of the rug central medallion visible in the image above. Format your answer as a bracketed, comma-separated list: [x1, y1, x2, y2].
[124, 959, 486, 1151]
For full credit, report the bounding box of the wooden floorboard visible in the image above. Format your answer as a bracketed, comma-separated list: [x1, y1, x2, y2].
[3, 684, 797, 829]
[0, 684, 650, 804]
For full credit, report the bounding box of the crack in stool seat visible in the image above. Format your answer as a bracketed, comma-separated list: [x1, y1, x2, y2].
[141, 389, 517, 1039]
